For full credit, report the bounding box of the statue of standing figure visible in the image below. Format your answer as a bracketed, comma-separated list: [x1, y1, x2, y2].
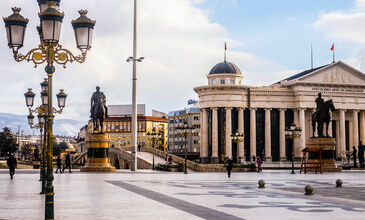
[312, 92, 335, 138]
[90, 86, 108, 133]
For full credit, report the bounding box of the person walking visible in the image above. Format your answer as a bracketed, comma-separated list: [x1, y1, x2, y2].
[226, 157, 233, 178]
[358, 141, 365, 168]
[257, 156, 262, 173]
[7, 153, 17, 180]
[55, 155, 62, 173]
[62, 153, 72, 173]
[352, 146, 357, 168]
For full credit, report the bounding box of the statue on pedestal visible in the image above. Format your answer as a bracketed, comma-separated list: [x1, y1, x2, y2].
[311, 93, 335, 137]
[90, 86, 108, 133]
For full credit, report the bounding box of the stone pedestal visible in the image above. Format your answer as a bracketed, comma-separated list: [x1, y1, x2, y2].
[306, 138, 341, 172]
[80, 133, 116, 172]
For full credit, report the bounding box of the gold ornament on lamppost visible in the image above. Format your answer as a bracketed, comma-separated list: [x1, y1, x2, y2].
[176, 120, 194, 174]
[285, 123, 302, 174]
[230, 130, 244, 163]
[4, 1, 94, 219]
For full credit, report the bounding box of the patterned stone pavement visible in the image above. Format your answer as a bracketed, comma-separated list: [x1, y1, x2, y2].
[0, 169, 365, 220]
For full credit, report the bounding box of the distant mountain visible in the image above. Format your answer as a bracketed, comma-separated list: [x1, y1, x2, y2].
[0, 113, 86, 136]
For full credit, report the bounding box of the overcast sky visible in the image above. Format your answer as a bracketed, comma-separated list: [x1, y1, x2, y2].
[1, 0, 365, 123]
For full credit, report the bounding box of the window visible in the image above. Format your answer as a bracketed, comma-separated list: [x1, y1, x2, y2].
[230, 79, 235, 85]
[193, 116, 199, 120]
[112, 124, 114, 130]
[212, 79, 216, 85]
[220, 79, 225, 84]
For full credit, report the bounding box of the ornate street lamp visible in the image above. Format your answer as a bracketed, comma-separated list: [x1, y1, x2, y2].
[56, 89, 67, 109]
[27, 114, 35, 125]
[24, 88, 36, 108]
[176, 120, 194, 174]
[285, 123, 302, 174]
[5, 2, 94, 219]
[231, 130, 244, 163]
[147, 127, 162, 170]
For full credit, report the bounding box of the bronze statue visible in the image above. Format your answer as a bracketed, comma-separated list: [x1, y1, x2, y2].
[312, 93, 335, 137]
[90, 86, 108, 133]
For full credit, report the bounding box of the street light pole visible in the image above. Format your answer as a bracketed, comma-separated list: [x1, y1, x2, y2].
[231, 130, 244, 163]
[285, 124, 302, 174]
[127, 0, 144, 171]
[176, 121, 194, 174]
[5, 2, 95, 219]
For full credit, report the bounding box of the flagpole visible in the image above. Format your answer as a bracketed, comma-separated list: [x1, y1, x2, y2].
[311, 44, 313, 69]
[333, 48, 335, 63]
[224, 42, 227, 62]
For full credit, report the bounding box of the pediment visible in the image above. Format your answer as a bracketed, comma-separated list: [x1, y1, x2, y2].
[297, 62, 365, 85]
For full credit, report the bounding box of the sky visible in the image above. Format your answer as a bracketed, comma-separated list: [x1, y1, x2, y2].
[1, 0, 365, 124]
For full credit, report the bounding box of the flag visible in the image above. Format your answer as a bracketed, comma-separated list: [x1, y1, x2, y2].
[225, 42, 227, 51]
[331, 43, 334, 51]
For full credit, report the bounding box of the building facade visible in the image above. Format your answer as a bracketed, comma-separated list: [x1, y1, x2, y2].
[168, 107, 201, 154]
[194, 60, 365, 164]
[86, 116, 168, 150]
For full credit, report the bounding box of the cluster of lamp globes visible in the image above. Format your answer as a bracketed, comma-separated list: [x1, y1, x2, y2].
[285, 124, 302, 138]
[24, 79, 67, 128]
[3, 0, 95, 54]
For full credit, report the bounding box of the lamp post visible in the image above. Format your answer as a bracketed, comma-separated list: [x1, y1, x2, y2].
[231, 130, 244, 163]
[176, 120, 194, 174]
[126, 0, 144, 172]
[147, 128, 162, 170]
[4, 1, 93, 219]
[285, 123, 302, 174]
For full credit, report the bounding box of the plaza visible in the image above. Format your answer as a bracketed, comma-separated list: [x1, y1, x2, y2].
[1, 169, 365, 220]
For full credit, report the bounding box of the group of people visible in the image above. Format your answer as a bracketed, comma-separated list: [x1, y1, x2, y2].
[55, 153, 72, 173]
[352, 141, 365, 168]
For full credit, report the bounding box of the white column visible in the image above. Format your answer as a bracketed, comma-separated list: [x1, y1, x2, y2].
[250, 108, 256, 159]
[225, 107, 232, 159]
[211, 107, 218, 163]
[264, 108, 271, 161]
[340, 109, 346, 156]
[360, 111, 365, 143]
[200, 108, 208, 163]
[279, 109, 286, 160]
[238, 108, 244, 163]
[299, 108, 306, 157]
[353, 110, 359, 148]
[336, 119, 341, 159]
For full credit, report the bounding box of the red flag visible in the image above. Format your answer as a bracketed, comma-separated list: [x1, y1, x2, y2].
[331, 43, 334, 51]
[225, 42, 227, 51]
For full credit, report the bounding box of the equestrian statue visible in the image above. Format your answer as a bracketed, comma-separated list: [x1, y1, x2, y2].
[311, 92, 335, 138]
[90, 86, 108, 133]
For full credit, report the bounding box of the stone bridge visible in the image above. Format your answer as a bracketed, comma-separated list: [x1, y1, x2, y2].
[74, 147, 230, 172]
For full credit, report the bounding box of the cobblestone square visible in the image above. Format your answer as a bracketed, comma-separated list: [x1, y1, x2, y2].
[1, 170, 365, 220]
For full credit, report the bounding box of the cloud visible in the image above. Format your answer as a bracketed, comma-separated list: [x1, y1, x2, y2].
[0, 0, 290, 126]
[312, 1, 365, 70]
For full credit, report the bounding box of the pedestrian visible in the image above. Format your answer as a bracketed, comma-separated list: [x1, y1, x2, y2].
[226, 157, 233, 178]
[257, 156, 262, 172]
[359, 141, 365, 168]
[138, 144, 141, 152]
[352, 146, 357, 168]
[62, 153, 72, 173]
[7, 153, 17, 180]
[168, 155, 172, 164]
[55, 155, 62, 173]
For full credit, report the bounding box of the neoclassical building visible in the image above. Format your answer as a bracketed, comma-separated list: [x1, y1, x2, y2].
[194, 60, 365, 164]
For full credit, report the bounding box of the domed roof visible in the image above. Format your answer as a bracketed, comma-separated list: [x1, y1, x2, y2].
[209, 61, 241, 75]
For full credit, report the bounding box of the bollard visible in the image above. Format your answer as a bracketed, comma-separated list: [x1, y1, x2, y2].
[258, 180, 265, 188]
[336, 179, 342, 187]
[305, 184, 313, 195]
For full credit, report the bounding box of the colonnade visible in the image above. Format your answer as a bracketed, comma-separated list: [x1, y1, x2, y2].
[200, 107, 365, 163]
